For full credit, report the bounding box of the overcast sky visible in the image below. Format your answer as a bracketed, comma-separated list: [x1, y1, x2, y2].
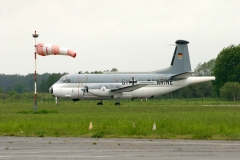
[1, 0, 240, 75]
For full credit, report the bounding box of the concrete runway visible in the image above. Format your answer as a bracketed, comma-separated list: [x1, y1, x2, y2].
[0, 137, 240, 160]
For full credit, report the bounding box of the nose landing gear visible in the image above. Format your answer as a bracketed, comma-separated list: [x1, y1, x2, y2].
[55, 97, 59, 105]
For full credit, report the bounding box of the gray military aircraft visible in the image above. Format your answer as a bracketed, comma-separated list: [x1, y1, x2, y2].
[49, 40, 215, 105]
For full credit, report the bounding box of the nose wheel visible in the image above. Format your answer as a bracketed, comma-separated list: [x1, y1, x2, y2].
[55, 97, 59, 105]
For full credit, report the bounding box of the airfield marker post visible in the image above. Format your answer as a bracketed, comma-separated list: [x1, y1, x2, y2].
[32, 31, 39, 112]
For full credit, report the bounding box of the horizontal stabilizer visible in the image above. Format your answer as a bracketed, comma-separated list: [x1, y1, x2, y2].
[171, 72, 193, 79]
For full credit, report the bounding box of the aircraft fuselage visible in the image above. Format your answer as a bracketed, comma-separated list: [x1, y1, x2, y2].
[50, 73, 215, 100]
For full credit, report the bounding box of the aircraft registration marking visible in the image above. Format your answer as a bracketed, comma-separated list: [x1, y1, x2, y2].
[122, 79, 173, 85]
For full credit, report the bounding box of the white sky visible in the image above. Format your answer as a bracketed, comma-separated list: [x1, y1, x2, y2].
[1, 0, 240, 75]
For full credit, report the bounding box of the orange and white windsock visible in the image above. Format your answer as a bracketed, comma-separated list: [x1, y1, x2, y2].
[36, 43, 76, 58]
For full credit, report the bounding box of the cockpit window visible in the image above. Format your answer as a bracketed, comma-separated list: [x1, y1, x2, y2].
[59, 76, 70, 83]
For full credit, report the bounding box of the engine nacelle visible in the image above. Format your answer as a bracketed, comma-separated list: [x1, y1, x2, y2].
[88, 86, 114, 97]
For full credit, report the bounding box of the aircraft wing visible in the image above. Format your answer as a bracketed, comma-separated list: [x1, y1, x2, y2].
[110, 81, 156, 93]
[171, 71, 193, 79]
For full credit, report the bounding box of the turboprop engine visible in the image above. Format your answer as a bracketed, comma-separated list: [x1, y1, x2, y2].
[36, 43, 76, 58]
[87, 84, 119, 97]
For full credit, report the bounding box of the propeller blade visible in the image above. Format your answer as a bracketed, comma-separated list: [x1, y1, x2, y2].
[81, 86, 88, 101]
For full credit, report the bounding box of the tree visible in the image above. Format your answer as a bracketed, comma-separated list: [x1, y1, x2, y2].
[80, 69, 118, 74]
[37, 73, 64, 93]
[110, 68, 118, 72]
[0, 73, 51, 93]
[0, 86, 3, 93]
[45, 73, 63, 92]
[220, 82, 240, 101]
[168, 81, 214, 99]
[90, 71, 103, 74]
[22, 92, 30, 99]
[194, 59, 215, 76]
[213, 44, 240, 95]
[13, 84, 29, 93]
[8, 91, 16, 97]
[38, 79, 47, 92]
[13, 93, 21, 100]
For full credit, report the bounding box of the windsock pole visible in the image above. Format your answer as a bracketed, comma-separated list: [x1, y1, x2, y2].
[32, 31, 39, 112]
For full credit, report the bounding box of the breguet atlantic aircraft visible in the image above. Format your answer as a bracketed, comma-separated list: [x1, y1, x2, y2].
[49, 40, 215, 105]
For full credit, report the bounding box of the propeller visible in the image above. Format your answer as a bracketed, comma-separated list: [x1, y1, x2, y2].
[81, 86, 88, 100]
[79, 75, 89, 100]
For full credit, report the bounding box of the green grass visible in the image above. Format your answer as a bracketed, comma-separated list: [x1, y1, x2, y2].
[0, 99, 240, 140]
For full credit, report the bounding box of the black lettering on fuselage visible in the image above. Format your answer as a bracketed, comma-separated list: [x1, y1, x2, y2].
[160, 79, 163, 84]
[158, 78, 173, 85]
[121, 78, 173, 85]
[166, 79, 169, 85]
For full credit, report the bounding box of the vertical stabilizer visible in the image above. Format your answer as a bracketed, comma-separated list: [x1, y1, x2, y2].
[156, 40, 192, 74]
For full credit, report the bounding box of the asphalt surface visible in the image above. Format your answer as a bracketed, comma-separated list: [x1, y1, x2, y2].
[0, 137, 240, 160]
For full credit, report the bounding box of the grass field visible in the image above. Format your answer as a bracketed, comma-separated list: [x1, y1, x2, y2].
[0, 98, 240, 140]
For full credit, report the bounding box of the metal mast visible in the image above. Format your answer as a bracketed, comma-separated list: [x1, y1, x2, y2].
[32, 31, 39, 112]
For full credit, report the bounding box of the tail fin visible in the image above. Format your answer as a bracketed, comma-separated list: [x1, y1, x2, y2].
[156, 40, 192, 74]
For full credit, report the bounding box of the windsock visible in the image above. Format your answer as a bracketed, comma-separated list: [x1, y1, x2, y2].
[36, 43, 76, 58]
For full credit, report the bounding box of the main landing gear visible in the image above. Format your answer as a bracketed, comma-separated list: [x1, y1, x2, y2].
[55, 97, 59, 105]
[115, 102, 121, 105]
[96, 100, 121, 105]
[115, 99, 121, 106]
[97, 100, 103, 105]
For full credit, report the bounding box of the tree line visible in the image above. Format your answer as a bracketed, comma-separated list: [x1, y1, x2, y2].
[0, 68, 119, 95]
